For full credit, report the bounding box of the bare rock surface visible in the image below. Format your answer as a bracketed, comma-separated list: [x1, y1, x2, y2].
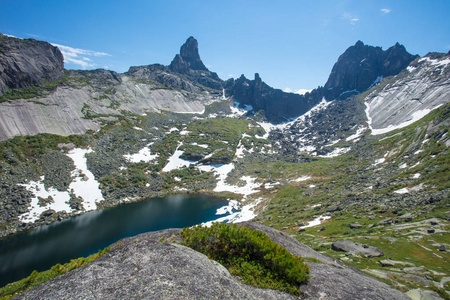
[331, 240, 384, 257]
[0, 34, 64, 94]
[18, 223, 409, 300]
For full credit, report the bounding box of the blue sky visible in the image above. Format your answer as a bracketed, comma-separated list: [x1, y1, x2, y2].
[1, 0, 449, 91]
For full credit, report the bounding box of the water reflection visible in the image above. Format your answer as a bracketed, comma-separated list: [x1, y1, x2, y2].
[0, 194, 229, 287]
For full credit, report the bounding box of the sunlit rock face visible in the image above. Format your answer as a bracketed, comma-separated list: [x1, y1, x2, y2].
[0, 34, 64, 94]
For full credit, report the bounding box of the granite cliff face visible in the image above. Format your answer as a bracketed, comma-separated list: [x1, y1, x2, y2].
[0, 34, 64, 95]
[323, 40, 418, 100]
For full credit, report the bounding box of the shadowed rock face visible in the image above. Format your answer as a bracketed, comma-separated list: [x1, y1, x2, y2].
[226, 73, 323, 123]
[227, 41, 418, 122]
[0, 34, 64, 94]
[323, 41, 419, 100]
[17, 223, 410, 300]
[178, 36, 208, 71]
[168, 36, 223, 90]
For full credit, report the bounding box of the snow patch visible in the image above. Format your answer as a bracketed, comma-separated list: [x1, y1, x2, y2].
[318, 147, 351, 158]
[66, 148, 104, 211]
[291, 176, 311, 183]
[346, 126, 367, 142]
[373, 157, 385, 166]
[300, 215, 331, 229]
[162, 144, 194, 172]
[18, 176, 73, 223]
[123, 144, 158, 163]
[19, 148, 105, 223]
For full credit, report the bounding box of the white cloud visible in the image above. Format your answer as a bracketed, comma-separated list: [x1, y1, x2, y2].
[295, 89, 312, 95]
[342, 12, 359, 25]
[51, 43, 111, 69]
[283, 88, 312, 95]
[381, 8, 391, 14]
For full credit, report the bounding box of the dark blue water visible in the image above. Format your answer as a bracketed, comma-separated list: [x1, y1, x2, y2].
[0, 194, 230, 287]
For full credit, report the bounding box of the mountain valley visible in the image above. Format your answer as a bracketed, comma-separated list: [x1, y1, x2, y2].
[0, 33, 449, 299]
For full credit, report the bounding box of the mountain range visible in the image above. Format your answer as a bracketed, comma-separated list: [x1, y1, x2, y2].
[0, 33, 449, 299]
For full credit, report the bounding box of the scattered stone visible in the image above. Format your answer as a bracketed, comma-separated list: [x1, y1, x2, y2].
[379, 259, 415, 268]
[438, 245, 446, 251]
[331, 240, 384, 257]
[404, 266, 431, 275]
[406, 288, 443, 300]
[379, 218, 392, 225]
[326, 205, 341, 212]
[349, 222, 363, 229]
[382, 237, 398, 243]
[399, 213, 413, 222]
[340, 256, 354, 263]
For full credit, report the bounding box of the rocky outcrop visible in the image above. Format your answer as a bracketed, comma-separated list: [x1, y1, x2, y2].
[0, 34, 64, 95]
[168, 36, 223, 90]
[323, 41, 418, 100]
[125, 37, 223, 92]
[227, 73, 323, 123]
[17, 223, 409, 300]
[169, 36, 208, 72]
[331, 240, 384, 257]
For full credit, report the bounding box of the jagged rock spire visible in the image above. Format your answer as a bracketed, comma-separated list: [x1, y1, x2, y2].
[169, 36, 208, 73]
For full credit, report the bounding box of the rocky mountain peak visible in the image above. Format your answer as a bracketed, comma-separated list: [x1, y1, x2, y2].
[323, 41, 418, 100]
[169, 36, 208, 72]
[354, 40, 365, 47]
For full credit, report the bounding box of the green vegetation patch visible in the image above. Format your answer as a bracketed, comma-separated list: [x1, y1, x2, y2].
[0, 78, 68, 103]
[0, 247, 111, 299]
[179, 222, 310, 296]
[0, 133, 88, 163]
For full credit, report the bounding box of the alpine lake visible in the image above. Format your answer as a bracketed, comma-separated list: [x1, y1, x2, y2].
[0, 194, 231, 287]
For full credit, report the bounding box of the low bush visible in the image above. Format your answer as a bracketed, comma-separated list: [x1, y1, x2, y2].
[179, 222, 309, 295]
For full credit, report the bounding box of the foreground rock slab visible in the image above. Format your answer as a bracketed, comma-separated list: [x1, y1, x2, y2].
[17, 223, 409, 300]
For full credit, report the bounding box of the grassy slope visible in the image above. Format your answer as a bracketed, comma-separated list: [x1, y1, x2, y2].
[253, 103, 450, 296]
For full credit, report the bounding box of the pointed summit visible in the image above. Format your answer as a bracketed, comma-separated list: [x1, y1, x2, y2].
[169, 36, 208, 73]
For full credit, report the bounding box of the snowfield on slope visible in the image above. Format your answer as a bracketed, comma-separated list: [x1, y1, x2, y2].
[18, 148, 104, 223]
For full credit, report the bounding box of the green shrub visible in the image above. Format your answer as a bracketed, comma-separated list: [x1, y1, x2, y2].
[179, 223, 309, 295]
